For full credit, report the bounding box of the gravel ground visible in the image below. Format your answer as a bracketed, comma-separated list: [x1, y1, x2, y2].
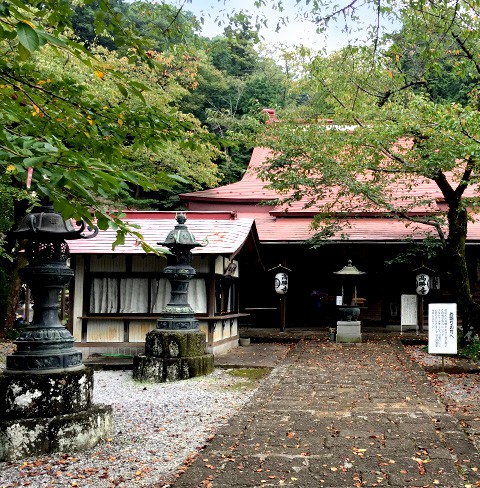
[0, 341, 262, 488]
[405, 344, 480, 416]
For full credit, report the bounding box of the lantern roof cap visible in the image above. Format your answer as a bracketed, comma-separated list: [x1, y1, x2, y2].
[14, 203, 96, 240]
[158, 213, 205, 250]
[268, 263, 291, 273]
[333, 259, 366, 276]
[413, 264, 436, 274]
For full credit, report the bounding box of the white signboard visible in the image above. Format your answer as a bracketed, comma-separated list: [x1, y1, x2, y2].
[428, 303, 457, 354]
[336, 296, 343, 306]
[401, 294, 417, 326]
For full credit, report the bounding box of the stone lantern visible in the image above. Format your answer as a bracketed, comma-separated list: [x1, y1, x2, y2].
[133, 213, 214, 382]
[333, 259, 366, 343]
[0, 202, 112, 461]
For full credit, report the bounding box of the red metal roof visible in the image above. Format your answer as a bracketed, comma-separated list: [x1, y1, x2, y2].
[180, 147, 279, 203]
[68, 212, 256, 257]
[258, 216, 480, 242]
[179, 146, 480, 243]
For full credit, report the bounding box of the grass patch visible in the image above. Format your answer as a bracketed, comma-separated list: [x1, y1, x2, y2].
[225, 368, 270, 391]
[457, 340, 480, 361]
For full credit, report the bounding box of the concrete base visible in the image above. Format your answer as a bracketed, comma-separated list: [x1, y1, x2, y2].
[336, 321, 362, 343]
[206, 335, 238, 355]
[0, 404, 112, 461]
[386, 324, 417, 332]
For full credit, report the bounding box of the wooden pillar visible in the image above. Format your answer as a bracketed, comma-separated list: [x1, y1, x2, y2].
[279, 295, 286, 332]
[417, 295, 424, 333]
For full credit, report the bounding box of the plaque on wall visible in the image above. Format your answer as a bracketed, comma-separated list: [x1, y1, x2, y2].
[401, 294, 417, 328]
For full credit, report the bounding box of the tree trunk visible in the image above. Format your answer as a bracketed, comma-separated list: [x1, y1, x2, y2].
[0, 199, 30, 337]
[445, 203, 480, 342]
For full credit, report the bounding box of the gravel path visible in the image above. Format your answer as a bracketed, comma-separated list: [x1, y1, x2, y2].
[405, 344, 480, 417]
[0, 355, 261, 488]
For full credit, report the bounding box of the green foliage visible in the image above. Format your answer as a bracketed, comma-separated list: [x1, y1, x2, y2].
[457, 340, 480, 361]
[3, 321, 25, 340]
[384, 237, 444, 267]
[70, 0, 125, 50]
[123, 1, 201, 53]
[257, 0, 480, 335]
[71, 0, 203, 53]
[70, 1, 293, 191]
[0, 0, 221, 252]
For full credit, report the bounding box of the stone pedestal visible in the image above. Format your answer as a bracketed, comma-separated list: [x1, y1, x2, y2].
[133, 330, 214, 382]
[0, 203, 111, 461]
[0, 367, 112, 460]
[336, 321, 362, 343]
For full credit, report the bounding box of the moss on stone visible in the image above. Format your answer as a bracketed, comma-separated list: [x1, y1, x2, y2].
[134, 329, 212, 382]
[183, 355, 214, 378]
[132, 355, 164, 382]
[225, 368, 270, 391]
[144, 330, 207, 358]
[0, 404, 112, 461]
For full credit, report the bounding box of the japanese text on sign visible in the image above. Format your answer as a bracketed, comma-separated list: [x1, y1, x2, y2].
[428, 303, 457, 354]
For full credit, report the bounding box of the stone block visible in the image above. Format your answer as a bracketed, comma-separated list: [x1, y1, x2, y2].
[0, 367, 93, 420]
[182, 355, 214, 378]
[336, 321, 362, 343]
[144, 330, 206, 358]
[0, 404, 112, 461]
[164, 358, 182, 381]
[132, 355, 164, 382]
[135, 329, 212, 383]
[0, 417, 50, 460]
[133, 354, 214, 382]
[49, 404, 112, 453]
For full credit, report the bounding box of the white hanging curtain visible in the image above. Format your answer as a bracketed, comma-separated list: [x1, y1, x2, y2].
[119, 278, 149, 313]
[151, 278, 171, 313]
[150, 278, 207, 313]
[227, 282, 234, 313]
[189, 278, 207, 313]
[90, 278, 118, 313]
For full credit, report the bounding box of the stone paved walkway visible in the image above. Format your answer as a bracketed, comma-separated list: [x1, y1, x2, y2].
[174, 340, 480, 487]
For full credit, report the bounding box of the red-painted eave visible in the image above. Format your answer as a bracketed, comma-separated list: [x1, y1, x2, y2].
[68, 217, 256, 257]
[119, 210, 237, 220]
[255, 216, 480, 242]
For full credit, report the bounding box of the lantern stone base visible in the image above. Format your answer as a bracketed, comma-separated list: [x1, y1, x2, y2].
[0, 367, 112, 461]
[1, 368, 93, 419]
[133, 329, 214, 382]
[0, 404, 112, 461]
[336, 321, 362, 343]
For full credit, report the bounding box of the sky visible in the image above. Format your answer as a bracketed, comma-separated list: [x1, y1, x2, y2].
[171, 0, 378, 53]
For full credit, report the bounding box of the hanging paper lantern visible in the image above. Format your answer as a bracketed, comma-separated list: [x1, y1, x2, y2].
[416, 273, 430, 295]
[275, 272, 288, 294]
